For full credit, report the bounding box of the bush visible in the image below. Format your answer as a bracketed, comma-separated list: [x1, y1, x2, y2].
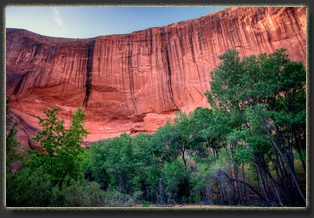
[6, 167, 52, 207]
[102, 187, 136, 207]
[61, 178, 106, 207]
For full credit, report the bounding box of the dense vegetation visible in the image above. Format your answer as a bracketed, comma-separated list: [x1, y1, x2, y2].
[6, 48, 306, 207]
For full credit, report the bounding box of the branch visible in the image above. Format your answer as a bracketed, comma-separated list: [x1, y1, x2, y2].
[220, 170, 271, 205]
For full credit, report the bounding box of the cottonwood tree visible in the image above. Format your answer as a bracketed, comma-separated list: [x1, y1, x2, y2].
[205, 48, 306, 206]
[29, 107, 89, 185]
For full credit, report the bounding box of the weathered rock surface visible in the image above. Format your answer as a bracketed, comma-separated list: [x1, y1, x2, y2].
[6, 7, 306, 147]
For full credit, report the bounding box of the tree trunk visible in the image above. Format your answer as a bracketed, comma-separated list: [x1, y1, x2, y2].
[257, 165, 270, 203]
[242, 163, 248, 204]
[263, 121, 306, 204]
[222, 170, 271, 205]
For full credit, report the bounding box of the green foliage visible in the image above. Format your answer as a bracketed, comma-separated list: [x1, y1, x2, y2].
[84, 140, 109, 189]
[102, 187, 136, 207]
[7, 163, 135, 207]
[150, 121, 179, 162]
[30, 107, 89, 185]
[144, 164, 161, 200]
[6, 99, 27, 173]
[190, 161, 211, 202]
[141, 200, 150, 207]
[59, 178, 106, 207]
[206, 48, 305, 114]
[205, 47, 306, 206]
[232, 145, 254, 165]
[161, 160, 187, 203]
[86, 132, 159, 198]
[6, 166, 52, 207]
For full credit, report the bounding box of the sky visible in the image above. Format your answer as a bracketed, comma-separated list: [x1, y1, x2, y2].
[6, 6, 227, 39]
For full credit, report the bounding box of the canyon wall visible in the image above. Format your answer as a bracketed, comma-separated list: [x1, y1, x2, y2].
[6, 7, 307, 147]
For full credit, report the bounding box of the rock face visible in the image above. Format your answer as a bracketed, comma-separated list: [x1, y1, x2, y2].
[6, 7, 306, 147]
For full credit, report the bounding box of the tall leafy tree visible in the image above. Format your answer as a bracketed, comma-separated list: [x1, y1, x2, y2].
[205, 48, 306, 206]
[29, 107, 89, 185]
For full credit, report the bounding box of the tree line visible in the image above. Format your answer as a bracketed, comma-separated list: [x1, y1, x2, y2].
[6, 48, 306, 207]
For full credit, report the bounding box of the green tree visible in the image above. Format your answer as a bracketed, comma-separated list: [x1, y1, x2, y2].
[205, 48, 306, 206]
[161, 160, 187, 204]
[6, 166, 52, 207]
[29, 107, 89, 185]
[150, 121, 180, 163]
[84, 140, 111, 189]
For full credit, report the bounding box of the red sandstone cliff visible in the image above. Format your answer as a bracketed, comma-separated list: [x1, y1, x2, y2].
[6, 7, 306, 147]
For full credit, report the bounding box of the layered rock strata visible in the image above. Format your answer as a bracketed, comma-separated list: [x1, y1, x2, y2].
[5, 7, 306, 147]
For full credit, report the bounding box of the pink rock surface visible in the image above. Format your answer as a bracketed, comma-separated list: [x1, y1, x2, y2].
[5, 7, 306, 148]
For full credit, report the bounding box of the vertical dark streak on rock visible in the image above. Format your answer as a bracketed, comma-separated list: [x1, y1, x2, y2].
[33, 43, 42, 57]
[289, 7, 301, 30]
[189, 25, 196, 62]
[61, 46, 70, 93]
[128, 44, 138, 114]
[13, 72, 30, 96]
[148, 28, 156, 112]
[189, 25, 204, 95]
[149, 28, 153, 54]
[68, 49, 75, 92]
[165, 43, 178, 110]
[83, 40, 95, 108]
[34, 67, 45, 88]
[286, 8, 306, 55]
[178, 26, 189, 105]
[120, 37, 130, 111]
[158, 30, 166, 111]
